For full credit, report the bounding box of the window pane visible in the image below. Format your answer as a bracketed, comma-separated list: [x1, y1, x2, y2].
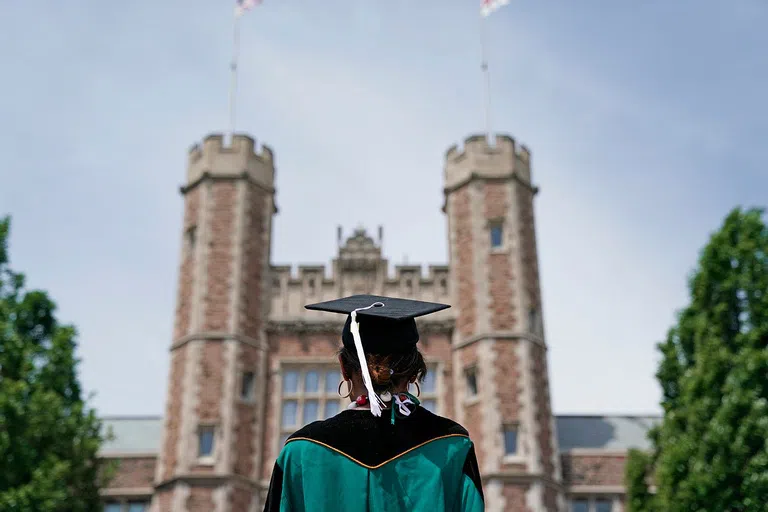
[571, 500, 589, 512]
[325, 370, 340, 393]
[198, 427, 214, 457]
[490, 224, 503, 247]
[305, 371, 320, 393]
[282, 400, 298, 426]
[241, 371, 255, 399]
[325, 400, 340, 418]
[422, 367, 436, 393]
[303, 400, 319, 423]
[128, 503, 149, 512]
[504, 427, 518, 455]
[283, 370, 299, 393]
[104, 504, 121, 512]
[465, 368, 478, 396]
[422, 399, 436, 413]
[595, 500, 613, 512]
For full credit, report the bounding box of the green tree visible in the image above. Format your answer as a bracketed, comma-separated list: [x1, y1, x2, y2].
[626, 207, 768, 511]
[0, 216, 111, 511]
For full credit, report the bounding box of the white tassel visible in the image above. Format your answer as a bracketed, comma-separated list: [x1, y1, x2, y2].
[350, 303, 386, 417]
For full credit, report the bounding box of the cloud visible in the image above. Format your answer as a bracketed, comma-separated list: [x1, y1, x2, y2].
[2, 0, 765, 417]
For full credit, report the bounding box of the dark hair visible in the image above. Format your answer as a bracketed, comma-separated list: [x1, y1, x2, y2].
[339, 347, 427, 394]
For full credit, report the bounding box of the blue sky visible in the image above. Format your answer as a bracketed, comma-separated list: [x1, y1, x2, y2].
[1, 0, 765, 416]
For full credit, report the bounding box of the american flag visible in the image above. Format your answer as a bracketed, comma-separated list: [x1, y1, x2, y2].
[235, 0, 260, 17]
[481, 0, 509, 17]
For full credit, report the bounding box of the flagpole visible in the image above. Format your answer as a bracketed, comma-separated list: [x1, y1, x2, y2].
[228, 10, 241, 144]
[480, 11, 494, 147]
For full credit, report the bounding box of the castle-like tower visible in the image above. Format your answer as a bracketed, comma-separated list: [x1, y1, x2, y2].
[152, 132, 564, 511]
[154, 135, 276, 511]
[444, 135, 564, 510]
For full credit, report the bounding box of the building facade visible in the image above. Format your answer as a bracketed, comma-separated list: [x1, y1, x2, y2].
[99, 133, 658, 512]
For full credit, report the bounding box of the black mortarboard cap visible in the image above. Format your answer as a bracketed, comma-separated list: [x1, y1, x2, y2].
[305, 294, 450, 355]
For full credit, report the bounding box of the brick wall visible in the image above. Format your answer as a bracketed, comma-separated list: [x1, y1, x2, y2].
[234, 345, 260, 478]
[531, 343, 556, 480]
[153, 489, 173, 511]
[186, 488, 214, 511]
[503, 483, 532, 512]
[516, 184, 541, 317]
[160, 345, 187, 481]
[561, 453, 628, 487]
[104, 457, 156, 489]
[240, 185, 268, 338]
[485, 182, 517, 331]
[494, 341, 521, 429]
[197, 343, 225, 424]
[419, 332, 453, 418]
[174, 187, 199, 340]
[230, 487, 253, 510]
[451, 187, 476, 338]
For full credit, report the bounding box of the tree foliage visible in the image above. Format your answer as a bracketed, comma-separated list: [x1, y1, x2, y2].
[0, 216, 111, 511]
[627, 207, 768, 511]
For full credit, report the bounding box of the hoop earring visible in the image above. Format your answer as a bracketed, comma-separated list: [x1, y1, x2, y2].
[338, 380, 353, 398]
[414, 381, 421, 398]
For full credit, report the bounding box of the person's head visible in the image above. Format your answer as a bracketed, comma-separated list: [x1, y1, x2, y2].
[305, 294, 450, 413]
[337, 345, 427, 400]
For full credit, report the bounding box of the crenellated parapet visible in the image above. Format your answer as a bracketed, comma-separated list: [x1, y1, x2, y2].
[444, 133, 532, 193]
[267, 261, 453, 321]
[186, 133, 275, 191]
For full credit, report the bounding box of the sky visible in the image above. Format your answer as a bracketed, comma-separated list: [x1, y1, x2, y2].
[1, 0, 766, 417]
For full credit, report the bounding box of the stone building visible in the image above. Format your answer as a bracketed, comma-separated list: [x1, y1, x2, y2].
[99, 132, 658, 512]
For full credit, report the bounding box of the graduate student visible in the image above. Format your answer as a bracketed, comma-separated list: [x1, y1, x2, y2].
[263, 295, 484, 512]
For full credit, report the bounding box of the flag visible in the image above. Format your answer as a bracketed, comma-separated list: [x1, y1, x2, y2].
[235, 0, 260, 17]
[481, 0, 509, 17]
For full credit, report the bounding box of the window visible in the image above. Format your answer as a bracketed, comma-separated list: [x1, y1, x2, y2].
[439, 278, 448, 295]
[283, 370, 299, 393]
[325, 369, 340, 393]
[241, 371, 255, 400]
[490, 222, 503, 248]
[595, 500, 613, 512]
[198, 426, 215, 458]
[571, 501, 589, 512]
[279, 365, 347, 444]
[569, 498, 614, 512]
[185, 226, 197, 252]
[408, 364, 439, 413]
[503, 425, 519, 455]
[103, 501, 150, 512]
[305, 370, 320, 392]
[104, 503, 150, 512]
[272, 277, 281, 294]
[464, 366, 478, 397]
[528, 308, 539, 335]
[324, 399, 340, 417]
[308, 278, 316, 296]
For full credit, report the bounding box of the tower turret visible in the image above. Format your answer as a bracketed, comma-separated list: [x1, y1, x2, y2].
[154, 133, 276, 512]
[444, 133, 564, 511]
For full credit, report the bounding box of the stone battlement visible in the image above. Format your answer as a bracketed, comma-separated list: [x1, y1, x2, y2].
[270, 263, 449, 283]
[444, 133, 531, 191]
[186, 133, 275, 188]
[268, 262, 451, 321]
